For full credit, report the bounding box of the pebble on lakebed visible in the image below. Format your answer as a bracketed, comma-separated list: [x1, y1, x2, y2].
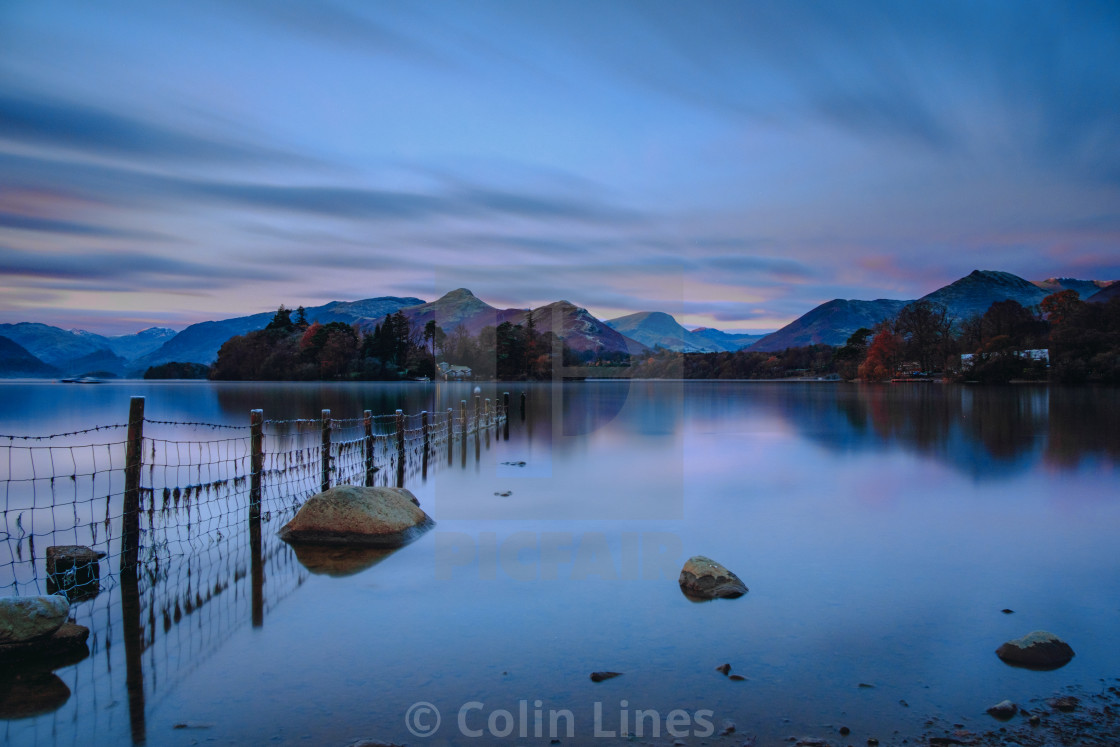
[589, 671, 621, 682]
[986, 699, 1018, 720]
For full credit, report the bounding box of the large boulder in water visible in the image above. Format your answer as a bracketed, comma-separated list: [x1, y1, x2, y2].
[0, 596, 70, 644]
[0, 623, 90, 666]
[996, 630, 1075, 670]
[678, 556, 748, 600]
[278, 486, 432, 547]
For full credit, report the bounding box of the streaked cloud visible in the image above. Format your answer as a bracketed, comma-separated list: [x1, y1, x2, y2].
[0, 1, 1116, 334]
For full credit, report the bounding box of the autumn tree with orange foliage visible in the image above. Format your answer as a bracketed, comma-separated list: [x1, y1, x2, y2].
[857, 325, 903, 381]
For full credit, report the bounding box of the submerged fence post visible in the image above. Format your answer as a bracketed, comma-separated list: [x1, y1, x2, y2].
[249, 410, 264, 629]
[121, 396, 145, 573]
[521, 391, 526, 421]
[250, 409, 263, 520]
[321, 409, 331, 493]
[460, 400, 467, 438]
[484, 398, 491, 428]
[447, 408, 454, 467]
[503, 392, 510, 441]
[474, 393, 481, 433]
[395, 409, 405, 488]
[421, 411, 429, 480]
[363, 409, 374, 487]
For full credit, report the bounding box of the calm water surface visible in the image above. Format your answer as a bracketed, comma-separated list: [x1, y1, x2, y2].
[1, 380, 1118, 746]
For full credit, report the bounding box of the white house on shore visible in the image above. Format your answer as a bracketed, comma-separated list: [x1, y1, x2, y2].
[961, 349, 1049, 366]
[438, 362, 473, 380]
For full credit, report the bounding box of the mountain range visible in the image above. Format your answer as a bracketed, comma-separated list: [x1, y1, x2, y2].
[747, 271, 1116, 351]
[133, 296, 425, 371]
[604, 311, 763, 352]
[0, 335, 60, 378]
[403, 290, 643, 354]
[0, 270, 1114, 377]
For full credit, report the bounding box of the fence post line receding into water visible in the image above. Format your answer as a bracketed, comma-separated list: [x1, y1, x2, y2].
[321, 409, 331, 493]
[363, 409, 374, 487]
[121, 396, 145, 573]
[0, 394, 515, 742]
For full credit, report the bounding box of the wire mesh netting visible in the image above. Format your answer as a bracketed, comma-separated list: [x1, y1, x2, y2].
[1, 400, 507, 743]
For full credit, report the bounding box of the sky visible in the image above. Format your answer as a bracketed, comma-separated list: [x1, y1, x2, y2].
[0, 0, 1118, 335]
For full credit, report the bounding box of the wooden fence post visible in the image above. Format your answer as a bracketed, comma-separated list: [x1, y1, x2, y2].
[363, 409, 374, 487]
[520, 391, 526, 420]
[447, 408, 454, 466]
[249, 409, 264, 629]
[460, 400, 467, 438]
[320, 409, 331, 493]
[484, 398, 491, 428]
[503, 392, 510, 441]
[395, 409, 405, 488]
[421, 411, 429, 480]
[121, 396, 144, 573]
[474, 393, 481, 432]
[249, 409, 263, 520]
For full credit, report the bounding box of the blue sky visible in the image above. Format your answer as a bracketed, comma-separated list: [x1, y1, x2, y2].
[1, 0, 1117, 334]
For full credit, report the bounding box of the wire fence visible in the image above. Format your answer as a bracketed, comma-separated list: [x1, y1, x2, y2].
[2, 394, 509, 599]
[0, 394, 511, 744]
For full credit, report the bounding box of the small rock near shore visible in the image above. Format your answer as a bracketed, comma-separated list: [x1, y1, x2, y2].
[678, 556, 748, 600]
[0, 595, 70, 644]
[1047, 695, 1079, 712]
[996, 630, 1075, 670]
[986, 699, 1018, 720]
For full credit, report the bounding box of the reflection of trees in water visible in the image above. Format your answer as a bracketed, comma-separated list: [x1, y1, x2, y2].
[804, 385, 1068, 479]
[958, 387, 1050, 461]
[1044, 387, 1120, 468]
[560, 381, 630, 437]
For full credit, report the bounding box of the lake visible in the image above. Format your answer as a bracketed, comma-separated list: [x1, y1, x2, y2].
[2, 380, 1119, 746]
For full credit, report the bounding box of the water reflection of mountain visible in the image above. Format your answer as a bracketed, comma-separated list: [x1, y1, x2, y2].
[768, 384, 1117, 480]
[640, 381, 1117, 480]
